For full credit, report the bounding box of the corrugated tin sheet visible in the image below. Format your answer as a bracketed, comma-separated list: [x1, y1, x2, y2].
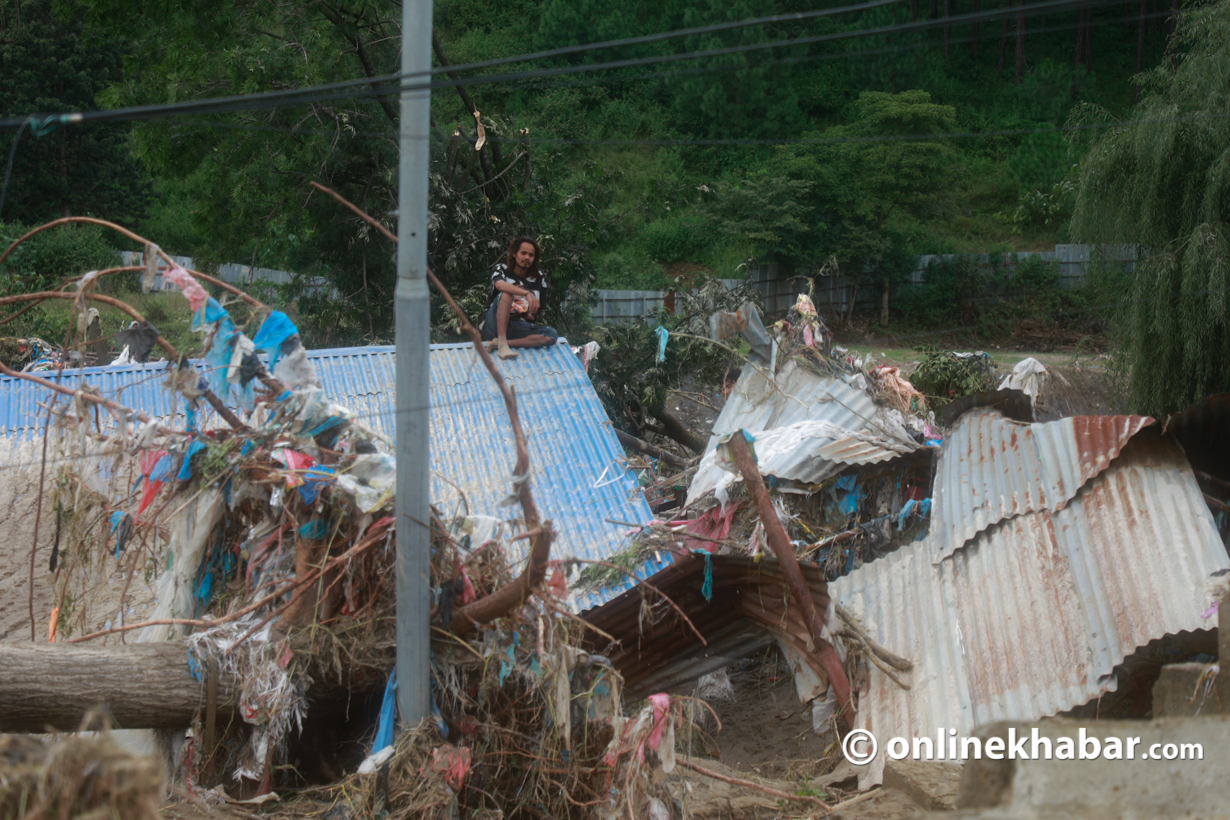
[688, 359, 920, 504]
[0, 342, 656, 612]
[930, 409, 1154, 561]
[426, 343, 660, 612]
[832, 432, 1230, 788]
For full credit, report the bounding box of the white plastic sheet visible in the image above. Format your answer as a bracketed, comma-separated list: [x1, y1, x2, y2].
[998, 356, 1049, 403]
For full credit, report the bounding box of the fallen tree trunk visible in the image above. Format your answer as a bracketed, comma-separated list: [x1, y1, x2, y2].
[1, 641, 232, 733]
[0, 641, 389, 733]
[650, 410, 706, 455]
[727, 430, 855, 730]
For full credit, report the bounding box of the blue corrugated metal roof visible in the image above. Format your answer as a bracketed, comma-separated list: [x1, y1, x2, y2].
[0, 341, 658, 611]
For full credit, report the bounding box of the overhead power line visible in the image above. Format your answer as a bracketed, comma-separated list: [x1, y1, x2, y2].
[0, 0, 1126, 132]
[171, 7, 1175, 150]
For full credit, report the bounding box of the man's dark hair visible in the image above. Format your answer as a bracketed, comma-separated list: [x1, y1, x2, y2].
[505, 236, 541, 278]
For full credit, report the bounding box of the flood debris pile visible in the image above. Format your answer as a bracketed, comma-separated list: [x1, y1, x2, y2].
[0, 731, 163, 820]
[683, 295, 937, 581]
[0, 219, 713, 820]
[578, 297, 936, 761]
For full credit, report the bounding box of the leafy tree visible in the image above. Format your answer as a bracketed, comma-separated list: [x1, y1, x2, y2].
[774, 90, 958, 325]
[0, 220, 119, 340]
[68, 0, 555, 346]
[1070, 0, 1230, 415]
[665, 0, 805, 140]
[0, 0, 148, 224]
[698, 174, 814, 265]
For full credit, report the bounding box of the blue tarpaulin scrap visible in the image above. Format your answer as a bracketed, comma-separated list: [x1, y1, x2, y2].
[178, 440, 209, 481]
[897, 498, 918, 530]
[109, 510, 132, 559]
[691, 549, 714, 602]
[251, 312, 299, 369]
[150, 453, 176, 483]
[373, 669, 398, 754]
[836, 474, 864, 516]
[654, 326, 669, 363]
[187, 650, 204, 683]
[300, 467, 335, 505]
[299, 519, 330, 539]
[198, 299, 239, 400]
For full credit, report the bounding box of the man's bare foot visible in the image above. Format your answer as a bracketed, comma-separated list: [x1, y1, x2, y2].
[497, 341, 519, 360]
[485, 339, 500, 352]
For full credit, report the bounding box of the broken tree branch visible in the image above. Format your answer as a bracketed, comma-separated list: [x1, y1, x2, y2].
[726, 430, 855, 730]
[309, 181, 555, 636]
[836, 630, 911, 690]
[835, 602, 913, 671]
[1, 218, 262, 310]
[614, 429, 689, 469]
[0, 291, 246, 431]
[678, 760, 827, 809]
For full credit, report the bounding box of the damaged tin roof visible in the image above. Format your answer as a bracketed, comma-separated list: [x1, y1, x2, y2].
[426, 342, 658, 612]
[581, 553, 836, 700]
[832, 430, 1230, 788]
[0, 342, 656, 612]
[930, 409, 1155, 561]
[688, 358, 921, 505]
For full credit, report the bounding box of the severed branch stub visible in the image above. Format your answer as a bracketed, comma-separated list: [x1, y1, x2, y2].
[725, 429, 855, 729]
[835, 602, 913, 671]
[309, 180, 555, 636]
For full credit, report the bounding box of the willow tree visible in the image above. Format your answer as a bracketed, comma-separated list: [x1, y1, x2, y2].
[1071, 0, 1230, 416]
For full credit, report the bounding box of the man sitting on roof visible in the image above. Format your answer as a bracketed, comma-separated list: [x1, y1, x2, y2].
[481, 236, 559, 360]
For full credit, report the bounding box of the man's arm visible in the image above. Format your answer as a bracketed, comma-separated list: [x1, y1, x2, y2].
[493, 279, 540, 314]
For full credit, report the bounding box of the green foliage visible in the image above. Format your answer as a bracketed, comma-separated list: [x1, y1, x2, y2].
[698, 175, 813, 264]
[773, 91, 958, 287]
[0, 222, 118, 292]
[996, 177, 1077, 235]
[1070, 0, 1230, 415]
[0, 220, 120, 341]
[588, 277, 758, 430]
[0, 0, 149, 225]
[896, 255, 989, 327]
[641, 215, 711, 263]
[0, 0, 1168, 350]
[665, 0, 806, 140]
[910, 348, 997, 406]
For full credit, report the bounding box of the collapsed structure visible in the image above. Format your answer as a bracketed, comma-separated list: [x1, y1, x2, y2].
[585, 296, 1230, 791]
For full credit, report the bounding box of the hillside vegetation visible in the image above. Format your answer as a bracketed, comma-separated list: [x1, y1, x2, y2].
[0, 0, 1171, 343]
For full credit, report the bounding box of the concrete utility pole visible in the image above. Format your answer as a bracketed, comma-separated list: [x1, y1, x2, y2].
[396, 0, 434, 724]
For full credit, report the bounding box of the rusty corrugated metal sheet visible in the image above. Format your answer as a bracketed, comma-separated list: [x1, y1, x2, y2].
[583, 554, 836, 700]
[833, 432, 1230, 788]
[688, 359, 921, 504]
[930, 409, 1154, 561]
